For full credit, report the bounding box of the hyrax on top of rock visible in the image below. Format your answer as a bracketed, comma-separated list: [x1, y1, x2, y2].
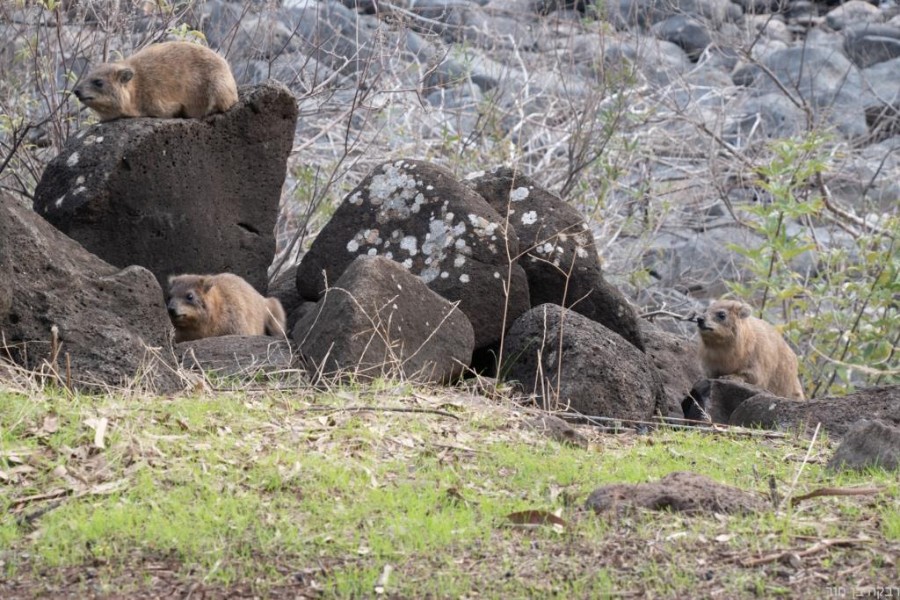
[166, 273, 286, 343]
[697, 299, 805, 400]
[73, 41, 238, 121]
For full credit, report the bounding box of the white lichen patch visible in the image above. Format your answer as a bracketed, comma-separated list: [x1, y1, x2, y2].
[494, 272, 501, 278]
[347, 239, 360, 253]
[467, 213, 499, 238]
[66, 152, 79, 167]
[420, 265, 441, 283]
[363, 229, 381, 245]
[400, 235, 418, 256]
[453, 255, 466, 268]
[459, 274, 470, 283]
[54, 196, 65, 208]
[367, 248, 378, 256]
[73, 186, 86, 195]
[367, 163, 433, 223]
[402, 258, 413, 269]
[348, 191, 363, 206]
[464, 170, 485, 180]
[510, 186, 530, 202]
[75, 176, 85, 186]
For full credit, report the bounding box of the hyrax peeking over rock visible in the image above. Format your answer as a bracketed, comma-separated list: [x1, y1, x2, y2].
[697, 299, 805, 400]
[166, 273, 286, 343]
[73, 41, 238, 121]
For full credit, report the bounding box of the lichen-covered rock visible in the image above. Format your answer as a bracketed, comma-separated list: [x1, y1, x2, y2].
[0, 193, 180, 393]
[294, 255, 474, 382]
[33, 82, 297, 294]
[468, 167, 645, 351]
[296, 159, 530, 349]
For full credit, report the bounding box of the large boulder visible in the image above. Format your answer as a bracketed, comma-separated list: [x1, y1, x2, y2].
[0, 193, 180, 393]
[468, 167, 645, 351]
[730, 385, 900, 437]
[33, 82, 297, 294]
[296, 159, 530, 349]
[732, 47, 868, 139]
[640, 322, 702, 417]
[503, 303, 667, 420]
[844, 24, 900, 69]
[294, 255, 474, 383]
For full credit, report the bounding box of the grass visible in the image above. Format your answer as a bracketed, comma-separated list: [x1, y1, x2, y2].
[0, 386, 898, 598]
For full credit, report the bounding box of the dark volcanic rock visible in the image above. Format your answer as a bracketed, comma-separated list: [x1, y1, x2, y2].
[0, 193, 180, 393]
[708, 378, 771, 424]
[504, 303, 667, 420]
[177, 335, 293, 378]
[33, 82, 297, 294]
[296, 159, 529, 349]
[844, 24, 900, 69]
[469, 166, 645, 351]
[586, 471, 765, 515]
[828, 419, 900, 471]
[294, 255, 474, 383]
[640, 322, 702, 417]
[652, 15, 712, 61]
[729, 385, 900, 437]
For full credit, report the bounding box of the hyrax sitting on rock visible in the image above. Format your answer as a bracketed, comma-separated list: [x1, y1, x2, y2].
[166, 273, 286, 343]
[697, 299, 805, 400]
[73, 41, 238, 121]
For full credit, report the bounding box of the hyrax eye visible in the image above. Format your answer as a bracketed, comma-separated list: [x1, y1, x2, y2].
[91, 79, 104, 88]
[186, 292, 195, 302]
[716, 311, 726, 320]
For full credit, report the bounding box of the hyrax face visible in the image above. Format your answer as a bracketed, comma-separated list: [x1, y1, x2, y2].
[73, 64, 135, 121]
[696, 300, 751, 345]
[166, 275, 211, 329]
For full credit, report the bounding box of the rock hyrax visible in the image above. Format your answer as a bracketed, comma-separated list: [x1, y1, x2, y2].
[697, 299, 805, 400]
[166, 273, 286, 343]
[73, 41, 238, 121]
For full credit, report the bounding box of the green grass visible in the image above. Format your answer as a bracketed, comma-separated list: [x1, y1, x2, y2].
[0, 387, 897, 598]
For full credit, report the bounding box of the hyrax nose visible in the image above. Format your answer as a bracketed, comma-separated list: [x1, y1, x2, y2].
[696, 316, 706, 327]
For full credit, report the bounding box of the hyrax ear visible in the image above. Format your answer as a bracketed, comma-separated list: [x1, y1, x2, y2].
[198, 277, 215, 293]
[738, 304, 752, 319]
[117, 67, 134, 84]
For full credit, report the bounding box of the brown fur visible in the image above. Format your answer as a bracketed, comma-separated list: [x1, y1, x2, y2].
[166, 273, 287, 343]
[697, 299, 805, 400]
[73, 41, 238, 121]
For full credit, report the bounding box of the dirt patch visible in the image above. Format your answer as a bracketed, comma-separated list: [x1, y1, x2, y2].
[585, 471, 767, 515]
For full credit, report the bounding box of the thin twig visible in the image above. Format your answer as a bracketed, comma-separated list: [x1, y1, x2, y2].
[790, 486, 885, 507]
[299, 405, 460, 420]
